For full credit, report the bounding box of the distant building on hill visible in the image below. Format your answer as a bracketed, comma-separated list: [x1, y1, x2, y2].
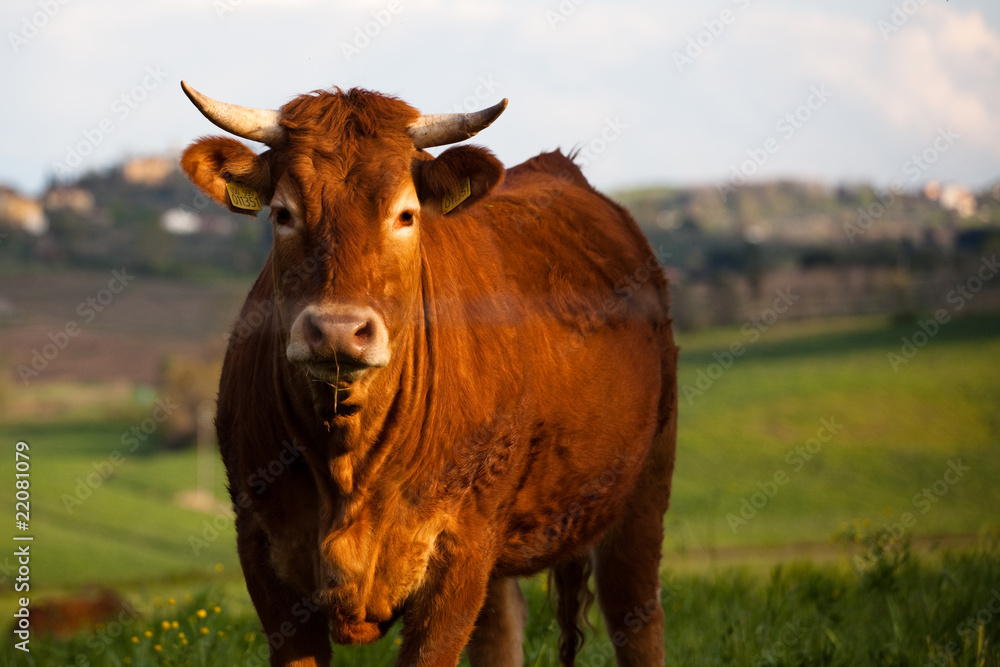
[123, 156, 174, 186]
[938, 184, 977, 218]
[161, 207, 201, 234]
[0, 186, 47, 234]
[44, 186, 95, 215]
[925, 181, 977, 218]
[160, 207, 236, 236]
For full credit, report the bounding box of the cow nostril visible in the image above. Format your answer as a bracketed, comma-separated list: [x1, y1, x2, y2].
[353, 321, 374, 346]
[304, 315, 325, 351]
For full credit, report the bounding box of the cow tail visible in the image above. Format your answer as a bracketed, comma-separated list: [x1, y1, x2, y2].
[552, 553, 594, 666]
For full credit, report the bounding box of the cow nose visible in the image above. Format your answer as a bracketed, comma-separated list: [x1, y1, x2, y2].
[288, 305, 390, 370]
[302, 313, 375, 358]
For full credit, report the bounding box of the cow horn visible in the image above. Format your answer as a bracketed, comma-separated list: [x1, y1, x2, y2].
[181, 81, 285, 145]
[408, 99, 508, 149]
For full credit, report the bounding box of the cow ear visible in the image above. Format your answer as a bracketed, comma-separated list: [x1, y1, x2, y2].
[181, 136, 272, 216]
[414, 145, 504, 215]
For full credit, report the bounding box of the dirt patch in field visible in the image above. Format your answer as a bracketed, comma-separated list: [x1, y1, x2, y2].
[1, 269, 249, 386]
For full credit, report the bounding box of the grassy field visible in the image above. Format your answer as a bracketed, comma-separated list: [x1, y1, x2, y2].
[4, 542, 1000, 666]
[1, 312, 999, 664]
[670, 313, 1000, 554]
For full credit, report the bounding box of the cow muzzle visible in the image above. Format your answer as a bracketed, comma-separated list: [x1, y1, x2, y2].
[287, 304, 390, 383]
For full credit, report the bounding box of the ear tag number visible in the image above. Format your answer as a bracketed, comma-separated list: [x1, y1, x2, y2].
[226, 181, 262, 211]
[442, 177, 471, 214]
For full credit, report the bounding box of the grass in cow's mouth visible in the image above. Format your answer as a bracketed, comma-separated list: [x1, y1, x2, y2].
[332, 350, 340, 414]
[311, 351, 342, 427]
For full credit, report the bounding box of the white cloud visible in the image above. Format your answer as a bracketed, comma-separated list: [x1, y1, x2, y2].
[1, 1, 998, 195]
[736, 5, 1000, 155]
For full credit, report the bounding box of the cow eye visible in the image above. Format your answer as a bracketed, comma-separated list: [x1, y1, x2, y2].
[396, 210, 415, 228]
[273, 208, 293, 226]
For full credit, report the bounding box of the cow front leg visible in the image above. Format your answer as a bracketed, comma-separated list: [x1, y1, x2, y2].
[466, 576, 528, 667]
[237, 518, 332, 667]
[395, 541, 493, 667]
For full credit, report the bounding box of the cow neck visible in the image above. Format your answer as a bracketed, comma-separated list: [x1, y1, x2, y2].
[268, 290, 429, 524]
[321, 252, 459, 511]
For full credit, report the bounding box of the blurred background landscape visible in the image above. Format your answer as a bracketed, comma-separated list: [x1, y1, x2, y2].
[1, 0, 999, 664]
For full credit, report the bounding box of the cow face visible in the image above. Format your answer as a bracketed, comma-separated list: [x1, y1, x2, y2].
[181, 85, 505, 418]
[269, 136, 422, 401]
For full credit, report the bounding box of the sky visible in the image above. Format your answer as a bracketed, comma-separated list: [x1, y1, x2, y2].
[2, 0, 999, 198]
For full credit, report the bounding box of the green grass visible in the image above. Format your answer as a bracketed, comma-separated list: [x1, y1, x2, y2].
[1, 312, 998, 664]
[0, 420, 239, 591]
[5, 540, 1000, 666]
[671, 313, 1000, 552]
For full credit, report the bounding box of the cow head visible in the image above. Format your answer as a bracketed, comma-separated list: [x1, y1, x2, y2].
[181, 82, 506, 421]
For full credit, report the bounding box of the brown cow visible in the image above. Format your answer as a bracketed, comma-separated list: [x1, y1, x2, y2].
[180, 81, 678, 667]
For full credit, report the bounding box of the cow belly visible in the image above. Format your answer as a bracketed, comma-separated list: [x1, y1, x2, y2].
[496, 446, 647, 575]
[497, 325, 661, 574]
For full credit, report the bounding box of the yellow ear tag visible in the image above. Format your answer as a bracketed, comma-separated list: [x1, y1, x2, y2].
[226, 181, 262, 211]
[442, 177, 471, 214]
